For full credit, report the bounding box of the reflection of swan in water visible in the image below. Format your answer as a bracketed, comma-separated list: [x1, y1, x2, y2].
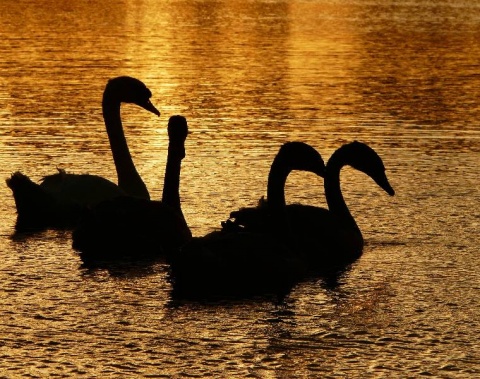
[6, 76, 159, 232]
[72, 115, 191, 263]
[227, 141, 395, 272]
[169, 142, 326, 299]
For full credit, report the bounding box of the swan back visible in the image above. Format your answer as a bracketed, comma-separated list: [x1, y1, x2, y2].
[73, 196, 191, 263]
[40, 169, 125, 204]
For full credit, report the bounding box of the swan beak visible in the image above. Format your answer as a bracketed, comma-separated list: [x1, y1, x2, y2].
[385, 184, 395, 196]
[139, 100, 161, 116]
[375, 173, 395, 196]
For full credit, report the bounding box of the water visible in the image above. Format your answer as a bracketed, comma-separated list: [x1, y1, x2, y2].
[0, 0, 479, 377]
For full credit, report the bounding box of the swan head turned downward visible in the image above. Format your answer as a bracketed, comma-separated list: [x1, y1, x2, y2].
[104, 76, 160, 116]
[276, 142, 326, 177]
[336, 141, 395, 196]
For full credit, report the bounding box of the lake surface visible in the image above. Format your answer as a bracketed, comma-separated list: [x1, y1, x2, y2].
[0, 0, 479, 377]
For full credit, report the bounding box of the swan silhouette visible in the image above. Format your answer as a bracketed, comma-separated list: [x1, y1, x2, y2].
[169, 142, 326, 299]
[6, 76, 160, 231]
[226, 141, 395, 272]
[72, 115, 191, 262]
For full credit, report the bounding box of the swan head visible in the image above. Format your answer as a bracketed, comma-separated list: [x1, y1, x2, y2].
[168, 115, 188, 158]
[337, 141, 395, 196]
[276, 142, 326, 177]
[104, 76, 160, 116]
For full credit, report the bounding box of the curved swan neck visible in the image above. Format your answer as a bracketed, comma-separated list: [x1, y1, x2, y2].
[161, 141, 184, 213]
[265, 161, 293, 239]
[102, 96, 149, 200]
[266, 159, 289, 209]
[325, 150, 360, 233]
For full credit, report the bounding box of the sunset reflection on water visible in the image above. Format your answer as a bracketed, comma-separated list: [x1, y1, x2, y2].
[0, 0, 479, 377]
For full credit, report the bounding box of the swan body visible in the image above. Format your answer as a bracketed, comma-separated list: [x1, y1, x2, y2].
[6, 76, 160, 231]
[169, 230, 305, 299]
[169, 142, 326, 299]
[226, 141, 395, 272]
[72, 115, 191, 263]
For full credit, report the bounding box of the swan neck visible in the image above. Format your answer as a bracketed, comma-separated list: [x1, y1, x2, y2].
[162, 142, 184, 213]
[325, 157, 360, 233]
[266, 160, 288, 209]
[102, 97, 149, 199]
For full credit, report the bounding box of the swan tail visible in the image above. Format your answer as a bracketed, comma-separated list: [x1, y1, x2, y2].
[6, 172, 57, 231]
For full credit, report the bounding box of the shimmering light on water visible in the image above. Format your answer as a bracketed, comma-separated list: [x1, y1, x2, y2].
[0, 0, 479, 377]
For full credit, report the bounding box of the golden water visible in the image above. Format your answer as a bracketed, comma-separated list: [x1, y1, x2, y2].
[0, 0, 479, 377]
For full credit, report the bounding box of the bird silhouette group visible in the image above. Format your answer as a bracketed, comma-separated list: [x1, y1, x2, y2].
[6, 76, 395, 300]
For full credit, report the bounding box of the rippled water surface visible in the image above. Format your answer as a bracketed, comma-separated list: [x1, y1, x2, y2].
[0, 0, 479, 377]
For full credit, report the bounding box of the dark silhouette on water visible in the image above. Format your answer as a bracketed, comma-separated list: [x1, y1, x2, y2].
[226, 141, 395, 273]
[6, 76, 159, 232]
[169, 142, 326, 300]
[72, 115, 191, 264]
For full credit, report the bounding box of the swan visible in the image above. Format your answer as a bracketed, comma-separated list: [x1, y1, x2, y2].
[226, 141, 395, 272]
[169, 142, 326, 299]
[72, 115, 191, 262]
[6, 76, 160, 231]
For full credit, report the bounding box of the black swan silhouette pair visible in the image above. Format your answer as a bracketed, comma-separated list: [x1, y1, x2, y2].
[6, 76, 159, 231]
[224, 141, 395, 271]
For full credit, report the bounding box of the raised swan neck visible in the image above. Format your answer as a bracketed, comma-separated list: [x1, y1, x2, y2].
[266, 158, 289, 209]
[324, 147, 360, 234]
[102, 96, 149, 200]
[162, 141, 184, 213]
